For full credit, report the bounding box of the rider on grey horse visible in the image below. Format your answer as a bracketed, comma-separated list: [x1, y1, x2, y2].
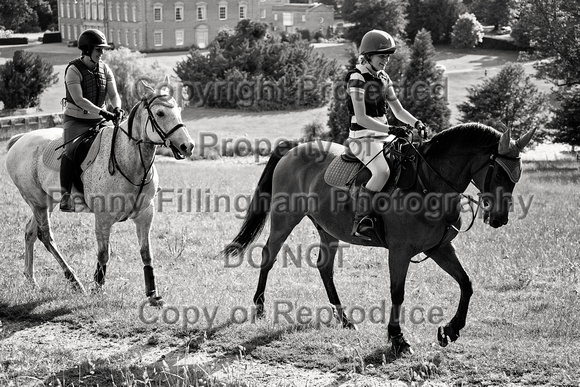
[60, 29, 122, 212]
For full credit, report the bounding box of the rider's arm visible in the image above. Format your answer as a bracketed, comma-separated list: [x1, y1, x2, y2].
[65, 66, 106, 115]
[386, 85, 421, 128]
[349, 73, 391, 134]
[105, 63, 122, 110]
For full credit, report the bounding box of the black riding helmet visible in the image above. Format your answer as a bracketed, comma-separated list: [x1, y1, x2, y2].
[78, 29, 110, 56]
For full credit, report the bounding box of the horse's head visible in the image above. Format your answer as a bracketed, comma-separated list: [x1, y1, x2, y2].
[474, 127, 535, 228]
[131, 80, 195, 159]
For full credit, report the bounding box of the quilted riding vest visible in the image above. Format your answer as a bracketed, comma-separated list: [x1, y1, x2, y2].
[65, 58, 107, 109]
[345, 67, 389, 128]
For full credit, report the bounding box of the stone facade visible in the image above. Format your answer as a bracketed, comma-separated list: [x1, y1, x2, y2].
[58, 0, 335, 52]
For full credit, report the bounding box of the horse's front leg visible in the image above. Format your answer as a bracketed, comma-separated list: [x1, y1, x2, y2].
[425, 242, 473, 347]
[94, 215, 114, 292]
[133, 205, 164, 307]
[387, 249, 413, 356]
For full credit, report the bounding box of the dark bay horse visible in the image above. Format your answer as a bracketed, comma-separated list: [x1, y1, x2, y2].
[5, 85, 194, 306]
[223, 123, 535, 354]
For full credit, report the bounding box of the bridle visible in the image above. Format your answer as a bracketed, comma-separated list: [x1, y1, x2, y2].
[108, 94, 187, 218]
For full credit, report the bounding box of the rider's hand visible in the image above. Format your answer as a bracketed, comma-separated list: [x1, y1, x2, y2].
[113, 107, 123, 120]
[415, 120, 428, 139]
[389, 126, 410, 138]
[99, 109, 116, 121]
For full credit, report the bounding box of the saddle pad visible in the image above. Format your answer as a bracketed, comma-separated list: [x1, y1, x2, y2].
[324, 155, 361, 188]
[42, 130, 105, 172]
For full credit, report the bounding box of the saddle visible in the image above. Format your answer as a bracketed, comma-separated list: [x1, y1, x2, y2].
[43, 128, 105, 194]
[324, 139, 419, 191]
[324, 139, 420, 247]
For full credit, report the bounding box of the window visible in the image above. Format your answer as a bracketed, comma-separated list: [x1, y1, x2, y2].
[154, 30, 163, 46]
[66, 1, 70, 18]
[154, 4, 162, 21]
[219, 2, 227, 20]
[274, 13, 277, 21]
[85, 1, 90, 19]
[117, 29, 121, 45]
[73, 2, 77, 18]
[125, 29, 129, 46]
[91, 0, 97, 20]
[116, 3, 121, 21]
[301, 14, 305, 22]
[260, 8, 266, 19]
[196, 3, 206, 21]
[175, 3, 184, 21]
[175, 29, 184, 46]
[98, 0, 104, 20]
[60, 1, 65, 18]
[133, 30, 138, 47]
[132, 3, 137, 22]
[109, 28, 114, 42]
[79, 2, 84, 18]
[73, 25, 78, 40]
[123, 3, 128, 21]
[66, 25, 71, 40]
[239, 3, 247, 19]
[108, 3, 112, 20]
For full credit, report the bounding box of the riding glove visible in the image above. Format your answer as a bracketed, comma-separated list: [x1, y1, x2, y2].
[99, 109, 116, 121]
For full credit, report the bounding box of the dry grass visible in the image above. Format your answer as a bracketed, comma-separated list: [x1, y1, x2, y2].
[1, 129, 579, 385]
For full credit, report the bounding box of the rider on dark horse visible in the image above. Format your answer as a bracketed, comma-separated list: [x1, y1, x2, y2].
[60, 29, 122, 212]
[346, 29, 427, 241]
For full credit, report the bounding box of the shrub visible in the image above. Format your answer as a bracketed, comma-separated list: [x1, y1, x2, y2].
[451, 13, 484, 48]
[0, 50, 57, 109]
[175, 20, 339, 111]
[103, 47, 169, 110]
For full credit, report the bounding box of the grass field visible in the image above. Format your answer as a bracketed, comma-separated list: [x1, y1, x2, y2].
[1, 112, 579, 385]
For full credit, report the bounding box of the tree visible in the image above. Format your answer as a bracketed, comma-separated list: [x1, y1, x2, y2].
[451, 13, 484, 48]
[342, 0, 408, 45]
[406, 0, 466, 44]
[467, 0, 515, 30]
[515, 0, 580, 87]
[400, 29, 451, 132]
[0, 50, 58, 110]
[550, 88, 580, 149]
[175, 20, 338, 111]
[0, 0, 34, 31]
[103, 47, 168, 111]
[458, 62, 549, 139]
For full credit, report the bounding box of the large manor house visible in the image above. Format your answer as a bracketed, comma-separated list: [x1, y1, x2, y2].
[58, 0, 335, 51]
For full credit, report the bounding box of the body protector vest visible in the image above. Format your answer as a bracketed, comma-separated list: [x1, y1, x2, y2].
[344, 67, 388, 120]
[65, 58, 107, 109]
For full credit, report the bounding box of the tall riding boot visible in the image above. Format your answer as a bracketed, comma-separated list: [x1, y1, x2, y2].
[351, 185, 377, 241]
[60, 155, 75, 212]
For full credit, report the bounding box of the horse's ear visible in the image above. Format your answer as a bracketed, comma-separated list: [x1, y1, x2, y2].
[515, 128, 536, 151]
[163, 75, 170, 85]
[498, 127, 511, 155]
[140, 79, 155, 95]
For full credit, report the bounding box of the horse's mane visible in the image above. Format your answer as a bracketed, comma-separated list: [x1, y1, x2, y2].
[422, 122, 501, 157]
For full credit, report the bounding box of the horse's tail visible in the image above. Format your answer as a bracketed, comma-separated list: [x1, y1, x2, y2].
[6, 133, 26, 151]
[222, 140, 299, 257]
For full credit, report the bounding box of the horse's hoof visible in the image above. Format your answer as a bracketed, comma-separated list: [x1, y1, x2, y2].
[149, 296, 164, 308]
[341, 319, 358, 330]
[437, 324, 459, 347]
[390, 333, 413, 357]
[253, 304, 265, 319]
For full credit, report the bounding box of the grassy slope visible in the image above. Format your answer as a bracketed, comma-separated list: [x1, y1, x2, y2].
[1, 129, 579, 384]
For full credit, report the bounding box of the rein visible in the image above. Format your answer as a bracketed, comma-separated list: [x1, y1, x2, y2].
[107, 95, 186, 219]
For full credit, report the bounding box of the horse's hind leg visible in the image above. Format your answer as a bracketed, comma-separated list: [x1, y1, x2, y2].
[253, 211, 304, 318]
[426, 242, 473, 347]
[31, 206, 86, 293]
[133, 206, 164, 307]
[314, 226, 355, 329]
[23, 215, 39, 286]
